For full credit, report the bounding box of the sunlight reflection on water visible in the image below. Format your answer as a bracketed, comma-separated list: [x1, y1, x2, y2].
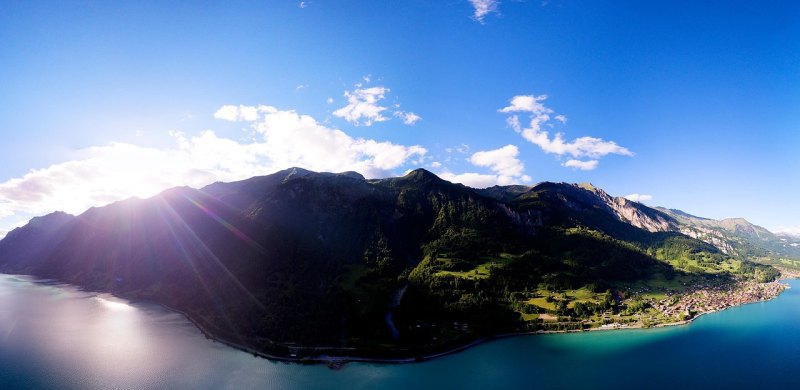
[1, 274, 800, 389]
[93, 296, 135, 311]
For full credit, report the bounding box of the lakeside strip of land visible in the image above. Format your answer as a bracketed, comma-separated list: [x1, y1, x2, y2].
[152, 277, 793, 367]
[9, 272, 792, 367]
[591, 279, 787, 332]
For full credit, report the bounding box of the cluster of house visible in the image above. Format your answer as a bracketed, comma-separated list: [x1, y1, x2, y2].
[653, 281, 785, 319]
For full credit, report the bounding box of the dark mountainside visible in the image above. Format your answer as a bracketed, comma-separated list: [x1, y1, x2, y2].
[0, 168, 783, 359]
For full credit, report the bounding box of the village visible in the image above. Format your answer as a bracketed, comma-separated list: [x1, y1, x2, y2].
[652, 280, 786, 321]
[541, 278, 791, 333]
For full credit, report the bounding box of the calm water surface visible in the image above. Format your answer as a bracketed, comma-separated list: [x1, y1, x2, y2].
[2, 274, 800, 389]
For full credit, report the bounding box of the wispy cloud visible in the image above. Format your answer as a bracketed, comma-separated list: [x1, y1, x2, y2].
[333, 86, 390, 126]
[333, 79, 421, 127]
[0, 105, 426, 227]
[445, 144, 470, 155]
[775, 226, 800, 237]
[469, 0, 499, 23]
[500, 94, 633, 170]
[563, 159, 599, 171]
[395, 110, 421, 125]
[499, 94, 551, 115]
[624, 193, 653, 203]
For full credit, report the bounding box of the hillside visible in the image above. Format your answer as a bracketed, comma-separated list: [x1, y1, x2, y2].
[0, 168, 782, 359]
[656, 207, 800, 268]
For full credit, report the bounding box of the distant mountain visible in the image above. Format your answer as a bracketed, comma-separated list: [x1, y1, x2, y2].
[0, 168, 782, 358]
[474, 184, 532, 202]
[0, 211, 75, 272]
[655, 207, 800, 259]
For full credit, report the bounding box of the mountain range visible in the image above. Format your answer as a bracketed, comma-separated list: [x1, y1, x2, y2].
[655, 207, 800, 260]
[0, 168, 790, 358]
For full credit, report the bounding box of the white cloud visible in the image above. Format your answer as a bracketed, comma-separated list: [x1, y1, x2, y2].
[624, 193, 653, 203]
[439, 171, 501, 188]
[395, 111, 422, 125]
[563, 159, 599, 171]
[469, 145, 524, 177]
[333, 81, 420, 127]
[775, 226, 800, 237]
[437, 144, 532, 188]
[214, 104, 275, 122]
[500, 94, 633, 169]
[438, 170, 531, 188]
[326, 97, 334, 104]
[221, 105, 426, 175]
[299, 1, 309, 8]
[0, 141, 219, 218]
[0, 105, 426, 229]
[469, 0, 499, 23]
[506, 115, 632, 159]
[499, 94, 551, 115]
[333, 86, 390, 126]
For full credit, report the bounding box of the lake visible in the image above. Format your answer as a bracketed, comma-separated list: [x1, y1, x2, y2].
[2, 273, 800, 389]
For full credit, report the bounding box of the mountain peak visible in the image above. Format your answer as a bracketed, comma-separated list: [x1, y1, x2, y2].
[28, 211, 74, 227]
[337, 171, 365, 180]
[402, 168, 444, 183]
[405, 167, 436, 177]
[574, 182, 615, 199]
[278, 167, 314, 182]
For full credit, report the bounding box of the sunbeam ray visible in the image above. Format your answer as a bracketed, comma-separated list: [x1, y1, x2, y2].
[159, 195, 267, 311]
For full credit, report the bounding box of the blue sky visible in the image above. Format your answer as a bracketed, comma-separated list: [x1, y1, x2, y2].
[1, 0, 799, 236]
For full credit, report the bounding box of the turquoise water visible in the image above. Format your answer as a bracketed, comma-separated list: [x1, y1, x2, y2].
[2, 274, 800, 389]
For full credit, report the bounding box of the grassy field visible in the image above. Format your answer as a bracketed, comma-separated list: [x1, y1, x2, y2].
[520, 286, 609, 316]
[564, 287, 601, 308]
[751, 256, 800, 273]
[520, 313, 539, 321]
[525, 296, 555, 311]
[433, 254, 515, 280]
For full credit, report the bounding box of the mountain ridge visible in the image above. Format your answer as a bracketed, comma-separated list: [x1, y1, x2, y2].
[655, 206, 800, 259]
[0, 167, 787, 359]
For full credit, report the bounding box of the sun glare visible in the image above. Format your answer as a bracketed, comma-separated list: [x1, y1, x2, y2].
[94, 296, 134, 311]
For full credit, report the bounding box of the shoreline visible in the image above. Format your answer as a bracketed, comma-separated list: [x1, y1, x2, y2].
[153, 279, 792, 366]
[4, 273, 793, 367]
